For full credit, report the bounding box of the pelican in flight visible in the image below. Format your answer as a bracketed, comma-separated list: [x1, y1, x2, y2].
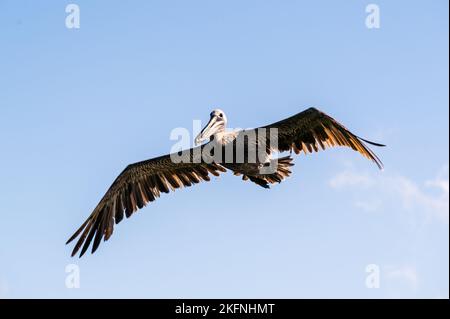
[67, 107, 385, 257]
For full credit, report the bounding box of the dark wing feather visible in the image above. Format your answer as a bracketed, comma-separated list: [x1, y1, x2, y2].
[67, 146, 226, 257]
[261, 107, 385, 169]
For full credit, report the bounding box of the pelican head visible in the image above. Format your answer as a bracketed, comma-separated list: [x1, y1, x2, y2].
[195, 109, 227, 145]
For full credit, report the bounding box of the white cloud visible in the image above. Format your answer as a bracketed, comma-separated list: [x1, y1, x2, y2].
[386, 265, 419, 292]
[426, 165, 449, 194]
[328, 164, 449, 223]
[328, 170, 374, 189]
[354, 200, 381, 212]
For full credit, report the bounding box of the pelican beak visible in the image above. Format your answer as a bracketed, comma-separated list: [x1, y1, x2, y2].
[195, 115, 221, 145]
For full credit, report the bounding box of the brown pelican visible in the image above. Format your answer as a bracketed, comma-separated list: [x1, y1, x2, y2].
[67, 107, 384, 257]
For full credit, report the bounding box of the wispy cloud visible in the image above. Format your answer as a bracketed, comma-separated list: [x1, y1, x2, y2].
[328, 164, 449, 223]
[328, 170, 374, 189]
[354, 200, 382, 212]
[386, 265, 419, 292]
[425, 165, 449, 194]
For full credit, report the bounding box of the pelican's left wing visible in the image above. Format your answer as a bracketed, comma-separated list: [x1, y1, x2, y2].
[67, 146, 226, 257]
[258, 107, 385, 169]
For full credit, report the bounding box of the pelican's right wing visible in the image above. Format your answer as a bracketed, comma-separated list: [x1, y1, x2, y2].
[66, 146, 226, 257]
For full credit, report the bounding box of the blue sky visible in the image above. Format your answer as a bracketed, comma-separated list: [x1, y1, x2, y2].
[0, 0, 448, 298]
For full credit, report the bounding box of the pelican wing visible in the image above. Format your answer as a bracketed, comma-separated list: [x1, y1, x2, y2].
[67, 146, 226, 257]
[260, 107, 384, 168]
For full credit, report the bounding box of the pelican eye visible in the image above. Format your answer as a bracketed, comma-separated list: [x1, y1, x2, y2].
[219, 113, 223, 118]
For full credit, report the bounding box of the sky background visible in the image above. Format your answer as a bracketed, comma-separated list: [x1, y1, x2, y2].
[0, 0, 448, 298]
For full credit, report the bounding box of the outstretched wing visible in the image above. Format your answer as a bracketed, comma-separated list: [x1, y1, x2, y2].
[260, 107, 385, 169]
[67, 146, 226, 257]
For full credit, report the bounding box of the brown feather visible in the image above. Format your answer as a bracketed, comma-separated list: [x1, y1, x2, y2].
[66, 145, 224, 257]
[260, 107, 384, 169]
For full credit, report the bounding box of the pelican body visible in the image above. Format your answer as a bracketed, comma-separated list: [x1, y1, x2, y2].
[67, 107, 384, 257]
